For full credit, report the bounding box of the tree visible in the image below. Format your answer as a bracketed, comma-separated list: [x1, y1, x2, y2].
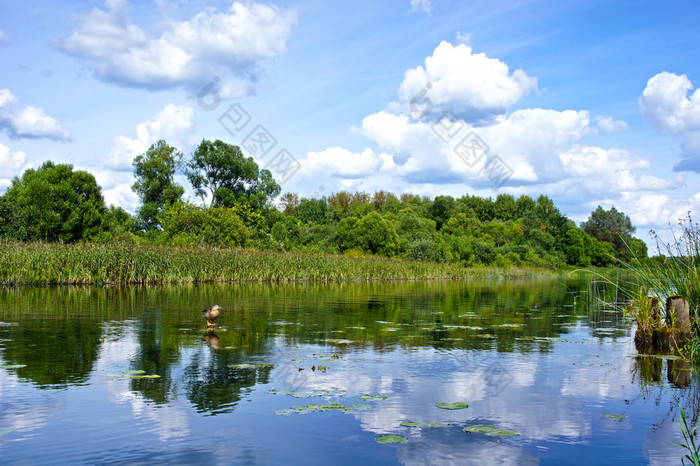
[132, 140, 184, 230]
[294, 198, 328, 224]
[336, 212, 400, 256]
[494, 194, 518, 221]
[279, 192, 299, 216]
[0, 161, 106, 242]
[160, 202, 249, 248]
[581, 206, 636, 257]
[186, 139, 280, 209]
[428, 195, 456, 230]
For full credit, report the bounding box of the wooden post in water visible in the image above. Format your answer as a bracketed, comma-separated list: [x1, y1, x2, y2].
[666, 295, 691, 336]
[647, 297, 661, 327]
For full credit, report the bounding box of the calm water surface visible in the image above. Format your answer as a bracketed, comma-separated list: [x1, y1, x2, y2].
[0, 279, 696, 465]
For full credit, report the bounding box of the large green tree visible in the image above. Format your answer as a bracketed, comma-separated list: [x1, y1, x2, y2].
[132, 140, 185, 230]
[186, 139, 281, 209]
[581, 206, 636, 257]
[0, 161, 106, 242]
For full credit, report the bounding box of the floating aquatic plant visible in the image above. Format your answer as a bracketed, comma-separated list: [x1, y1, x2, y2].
[464, 425, 496, 433]
[326, 339, 357, 345]
[603, 413, 627, 421]
[275, 402, 372, 416]
[268, 387, 346, 398]
[401, 421, 450, 428]
[228, 363, 272, 369]
[436, 402, 469, 410]
[464, 425, 520, 436]
[359, 394, 387, 401]
[376, 435, 407, 444]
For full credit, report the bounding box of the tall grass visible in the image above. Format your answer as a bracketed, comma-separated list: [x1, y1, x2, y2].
[674, 407, 700, 466]
[613, 214, 700, 358]
[0, 240, 553, 285]
[622, 214, 700, 311]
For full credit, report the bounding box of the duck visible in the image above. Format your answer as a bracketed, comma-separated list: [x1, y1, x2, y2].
[202, 304, 222, 327]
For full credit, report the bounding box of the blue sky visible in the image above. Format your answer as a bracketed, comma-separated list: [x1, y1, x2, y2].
[2, 0, 700, 248]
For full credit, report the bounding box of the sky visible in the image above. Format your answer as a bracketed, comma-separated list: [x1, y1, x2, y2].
[2, 0, 700, 249]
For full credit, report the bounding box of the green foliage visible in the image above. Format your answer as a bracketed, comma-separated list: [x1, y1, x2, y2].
[295, 198, 328, 224]
[582, 205, 637, 258]
[132, 140, 184, 230]
[0, 161, 106, 242]
[160, 203, 250, 248]
[186, 139, 281, 209]
[428, 195, 456, 229]
[336, 212, 400, 257]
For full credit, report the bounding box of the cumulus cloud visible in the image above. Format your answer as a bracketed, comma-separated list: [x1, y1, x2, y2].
[0, 88, 70, 140]
[56, 0, 296, 97]
[592, 116, 628, 135]
[104, 103, 195, 170]
[0, 142, 27, 191]
[397, 41, 537, 123]
[410, 0, 431, 13]
[640, 71, 700, 171]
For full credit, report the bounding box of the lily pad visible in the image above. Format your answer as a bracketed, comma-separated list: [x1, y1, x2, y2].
[275, 402, 373, 416]
[359, 394, 388, 401]
[464, 425, 520, 436]
[401, 421, 450, 428]
[603, 413, 627, 421]
[464, 425, 496, 433]
[485, 429, 520, 436]
[130, 374, 161, 379]
[268, 387, 346, 398]
[376, 435, 407, 444]
[436, 402, 469, 410]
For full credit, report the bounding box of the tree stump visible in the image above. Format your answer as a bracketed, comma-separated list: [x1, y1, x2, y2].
[666, 295, 691, 336]
[646, 297, 661, 326]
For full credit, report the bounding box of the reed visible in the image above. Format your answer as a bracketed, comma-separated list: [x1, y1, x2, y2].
[609, 214, 700, 359]
[0, 240, 554, 285]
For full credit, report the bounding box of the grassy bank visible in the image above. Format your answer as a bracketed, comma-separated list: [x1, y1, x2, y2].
[0, 240, 556, 285]
[619, 214, 700, 362]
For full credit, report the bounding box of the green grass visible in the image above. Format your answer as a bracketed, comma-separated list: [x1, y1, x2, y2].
[0, 240, 555, 285]
[601, 214, 700, 359]
[674, 407, 700, 465]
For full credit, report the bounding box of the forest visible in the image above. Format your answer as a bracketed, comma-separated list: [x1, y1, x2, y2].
[0, 139, 648, 270]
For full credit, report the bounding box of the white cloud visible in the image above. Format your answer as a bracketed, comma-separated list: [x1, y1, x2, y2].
[397, 41, 537, 122]
[56, 1, 296, 97]
[0, 88, 70, 140]
[303, 147, 387, 178]
[104, 103, 195, 170]
[0, 29, 8, 44]
[640, 71, 700, 171]
[0, 142, 27, 191]
[410, 0, 431, 14]
[592, 116, 628, 135]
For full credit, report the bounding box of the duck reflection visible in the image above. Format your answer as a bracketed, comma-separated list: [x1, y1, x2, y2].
[204, 330, 220, 350]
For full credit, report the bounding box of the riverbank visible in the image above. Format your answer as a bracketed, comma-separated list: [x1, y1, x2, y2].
[0, 241, 562, 285]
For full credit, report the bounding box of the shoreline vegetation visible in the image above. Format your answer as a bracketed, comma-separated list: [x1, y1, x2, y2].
[0, 241, 566, 286]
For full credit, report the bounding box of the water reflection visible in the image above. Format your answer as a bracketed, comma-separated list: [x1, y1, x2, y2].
[0, 279, 696, 464]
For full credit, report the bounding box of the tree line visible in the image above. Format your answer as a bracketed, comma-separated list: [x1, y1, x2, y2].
[0, 139, 646, 268]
